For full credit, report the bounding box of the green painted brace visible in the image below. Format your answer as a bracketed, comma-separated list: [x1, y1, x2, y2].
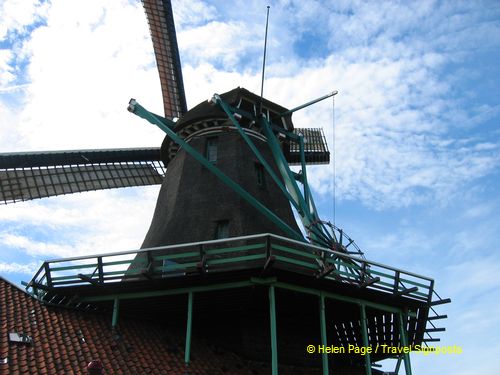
[127, 99, 305, 242]
[211, 95, 333, 248]
[213, 95, 302, 214]
[258, 115, 333, 247]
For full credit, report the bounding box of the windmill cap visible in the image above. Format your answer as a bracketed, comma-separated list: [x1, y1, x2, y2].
[160, 87, 293, 165]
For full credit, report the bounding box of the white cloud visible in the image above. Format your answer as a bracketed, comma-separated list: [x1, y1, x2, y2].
[0, 0, 48, 40]
[0, 49, 16, 86]
[0, 261, 40, 275]
[1, 0, 167, 152]
[0, 186, 160, 265]
[172, 0, 217, 27]
[445, 257, 500, 296]
[461, 202, 493, 219]
[178, 21, 261, 69]
[3, 0, 495, 209]
[0, 232, 77, 258]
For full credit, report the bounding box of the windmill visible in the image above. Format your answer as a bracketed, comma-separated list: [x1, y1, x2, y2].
[1, 1, 449, 374]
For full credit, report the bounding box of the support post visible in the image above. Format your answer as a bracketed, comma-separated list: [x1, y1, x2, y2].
[112, 298, 120, 328]
[319, 293, 329, 375]
[359, 304, 372, 375]
[269, 285, 278, 375]
[44, 263, 53, 288]
[97, 256, 104, 283]
[185, 292, 194, 365]
[398, 313, 412, 375]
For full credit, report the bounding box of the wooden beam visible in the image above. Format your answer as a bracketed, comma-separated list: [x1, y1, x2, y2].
[428, 314, 447, 321]
[263, 255, 275, 272]
[430, 298, 451, 306]
[425, 328, 446, 333]
[77, 273, 100, 286]
[359, 277, 380, 288]
[394, 286, 418, 297]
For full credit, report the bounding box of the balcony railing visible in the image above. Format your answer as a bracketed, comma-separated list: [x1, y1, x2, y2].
[26, 233, 434, 303]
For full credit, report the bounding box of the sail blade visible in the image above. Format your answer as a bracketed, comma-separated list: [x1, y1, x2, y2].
[0, 148, 165, 204]
[143, 0, 187, 119]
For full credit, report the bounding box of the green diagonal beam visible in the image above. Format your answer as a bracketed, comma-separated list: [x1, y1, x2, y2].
[214, 95, 302, 214]
[259, 116, 331, 247]
[297, 135, 334, 243]
[216, 97, 331, 247]
[128, 99, 304, 242]
[208, 95, 333, 247]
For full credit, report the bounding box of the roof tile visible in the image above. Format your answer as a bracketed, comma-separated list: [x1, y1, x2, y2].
[1, 278, 321, 374]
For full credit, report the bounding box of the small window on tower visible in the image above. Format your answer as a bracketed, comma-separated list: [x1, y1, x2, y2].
[215, 220, 229, 239]
[206, 137, 218, 163]
[255, 163, 265, 187]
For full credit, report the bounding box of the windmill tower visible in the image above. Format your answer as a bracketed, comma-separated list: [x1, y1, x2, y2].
[140, 88, 305, 249]
[0, 1, 450, 374]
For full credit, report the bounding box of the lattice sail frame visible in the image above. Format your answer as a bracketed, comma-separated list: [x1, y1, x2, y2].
[0, 149, 165, 204]
[143, 0, 187, 119]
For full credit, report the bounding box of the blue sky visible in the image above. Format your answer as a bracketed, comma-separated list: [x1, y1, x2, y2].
[1, 0, 499, 374]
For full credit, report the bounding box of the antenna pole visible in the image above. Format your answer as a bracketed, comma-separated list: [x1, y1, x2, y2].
[260, 6, 271, 115]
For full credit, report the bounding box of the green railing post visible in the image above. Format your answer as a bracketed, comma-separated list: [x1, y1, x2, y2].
[398, 313, 412, 375]
[319, 293, 329, 375]
[97, 256, 104, 283]
[359, 304, 372, 375]
[185, 292, 194, 365]
[44, 263, 53, 288]
[269, 285, 278, 375]
[112, 298, 120, 327]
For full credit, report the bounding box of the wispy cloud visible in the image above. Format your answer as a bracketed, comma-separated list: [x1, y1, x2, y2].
[0, 0, 48, 40]
[0, 261, 40, 275]
[173, 1, 500, 209]
[1, 0, 498, 209]
[0, 49, 16, 86]
[0, 187, 159, 260]
[1, 0, 167, 153]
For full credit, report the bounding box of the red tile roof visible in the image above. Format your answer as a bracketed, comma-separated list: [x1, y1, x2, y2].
[1, 277, 320, 374]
